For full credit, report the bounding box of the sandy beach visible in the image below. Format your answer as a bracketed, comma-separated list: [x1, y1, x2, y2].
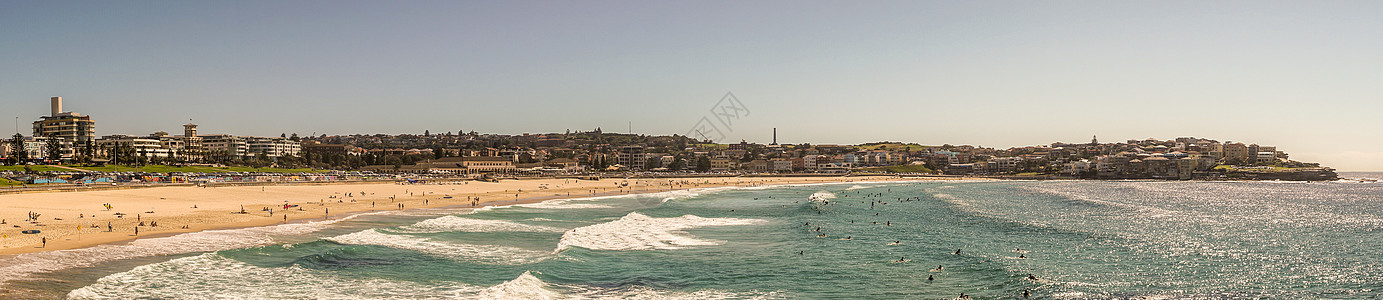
[0, 176, 928, 256]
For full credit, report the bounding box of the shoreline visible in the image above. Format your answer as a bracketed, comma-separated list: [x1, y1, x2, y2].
[0, 176, 929, 257]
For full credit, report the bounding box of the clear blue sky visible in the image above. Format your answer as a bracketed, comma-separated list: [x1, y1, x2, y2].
[2, 1, 1381, 170]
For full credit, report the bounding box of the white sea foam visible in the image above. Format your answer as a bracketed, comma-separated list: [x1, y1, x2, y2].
[67, 252, 478, 300]
[565, 285, 783, 300]
[478, 271, 561, 300]
[478, 270, 784, 300]
[67, 253, 477, 299]
[389, 215, 564, 233]
[808, 191, 836, 204]
[327, 230, 548, 264]
[518, 200, 615, 210]
[555, 212, 766, 252]
[0, 211, 382, 286]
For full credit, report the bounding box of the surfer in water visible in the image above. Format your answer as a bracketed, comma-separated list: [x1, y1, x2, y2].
[1027, 274, 1038, 281]
[1018, 254, 1026, 259]
[954, 248, 962, 255]
[894, 257, 907, 263]
[888, 240, 901, 245]
[933, 265, 944, 272]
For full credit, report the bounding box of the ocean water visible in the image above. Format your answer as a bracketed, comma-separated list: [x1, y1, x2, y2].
[6, 179, 1383, 299]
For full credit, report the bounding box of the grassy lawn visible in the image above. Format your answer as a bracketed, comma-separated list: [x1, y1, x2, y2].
[219, 166, 327, 173]
[0, 165, 73, 172]
[859, 164, 934, 173]
[76, 165, 222, 173]
[0, 177, 23, 187]
[70, 165, 329, 174]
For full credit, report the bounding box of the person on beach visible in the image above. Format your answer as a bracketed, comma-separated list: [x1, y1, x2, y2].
[41, 237, 46, 248]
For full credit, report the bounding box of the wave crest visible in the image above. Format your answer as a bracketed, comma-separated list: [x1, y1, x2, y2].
[390, 215, 564, 233]
[328, 230, 548, 264]
[555, 212, 766, 252]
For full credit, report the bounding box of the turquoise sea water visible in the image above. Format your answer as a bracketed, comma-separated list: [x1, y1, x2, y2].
[6, 178, 1383, 299]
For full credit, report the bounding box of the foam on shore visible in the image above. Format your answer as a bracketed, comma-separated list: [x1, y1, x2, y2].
[0, 212, 381, 285]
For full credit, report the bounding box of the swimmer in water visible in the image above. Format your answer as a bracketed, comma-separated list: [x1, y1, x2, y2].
[927, 274, 934, 281]
[1027, 274, 1038, 280]
[1022, 290, 1031, 298]
[1018, 254, 1026, 259]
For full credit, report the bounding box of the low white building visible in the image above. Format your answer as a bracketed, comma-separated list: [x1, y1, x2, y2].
[246, 136, 301, 158]
[1063, 159, 1092, 175]
[96, 135, 172, 158]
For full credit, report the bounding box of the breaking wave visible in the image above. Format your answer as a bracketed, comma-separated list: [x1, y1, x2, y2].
[389, 215, 564, 233]
[327, 230, 548, 264]
[0, 212, 383, 286]
[67, 253, 478, 299]
[555, 212, 767, 252]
